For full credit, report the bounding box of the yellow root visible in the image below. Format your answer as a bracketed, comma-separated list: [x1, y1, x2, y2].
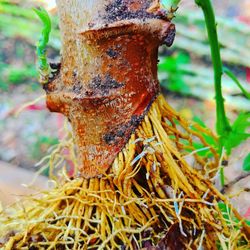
[0, 94, 249, 249]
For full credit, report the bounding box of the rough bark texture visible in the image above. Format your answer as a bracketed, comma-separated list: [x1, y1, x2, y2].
[47, 0, 175, 178]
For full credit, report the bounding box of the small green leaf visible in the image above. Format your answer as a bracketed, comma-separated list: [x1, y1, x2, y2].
[218, 202, 232, 222]
[218, 202, 250, 228]
[223, 113, 250, 155]
[191, 116, 219, 155]
[243, 153, 250, 172]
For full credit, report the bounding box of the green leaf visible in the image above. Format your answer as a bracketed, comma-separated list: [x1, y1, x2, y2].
[223, 113, 250, 155]
[218, 202, 250, 227]
[191, 116, 219, 156]
[218, 202, 232, 222]
[243, 153, 250, 172]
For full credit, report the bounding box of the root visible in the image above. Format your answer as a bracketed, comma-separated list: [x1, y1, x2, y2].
[0, 94, 249, 249]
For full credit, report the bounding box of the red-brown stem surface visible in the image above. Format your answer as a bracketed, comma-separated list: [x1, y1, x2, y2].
[46, 0, 175, 178]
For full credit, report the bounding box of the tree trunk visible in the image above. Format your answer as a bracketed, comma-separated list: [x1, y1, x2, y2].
[47, 0, 175, 178]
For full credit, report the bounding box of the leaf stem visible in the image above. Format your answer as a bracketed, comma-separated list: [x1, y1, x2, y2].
[223, 67, 250, 100]
[33, 7, 51, 84]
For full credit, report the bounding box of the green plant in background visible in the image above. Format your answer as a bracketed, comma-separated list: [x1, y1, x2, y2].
[0, 1, 60, 91]
[159, 0, 250, 110]
[160, 0, 250, 185]
[0, 1, 60, 49]
[243, 153, 250, 172]
[190, 116, 218, 157]
[0, 63, 37, 91]
[195, 0, 250, 186]
[159, 52, 191, 95]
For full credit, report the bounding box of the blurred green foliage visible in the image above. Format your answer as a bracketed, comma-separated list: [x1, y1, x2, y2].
[243, 153, 250, 172]
[0, 63, 37, 90]
[159, 52, 191, 95]
[0, 1, 60, 91]
[222, 112, 250, 155]
[0, 1, 60, 45]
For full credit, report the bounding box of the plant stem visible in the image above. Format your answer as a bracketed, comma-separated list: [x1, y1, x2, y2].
[195, 0, 232, 186]
[194, 0, 231, 141]
[220, 167, 225, 187]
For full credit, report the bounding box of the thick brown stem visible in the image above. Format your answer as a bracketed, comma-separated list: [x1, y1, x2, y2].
[47, 0, 175, 178]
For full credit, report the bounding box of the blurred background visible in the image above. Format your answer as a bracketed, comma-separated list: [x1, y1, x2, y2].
[0, 0, 249, 213]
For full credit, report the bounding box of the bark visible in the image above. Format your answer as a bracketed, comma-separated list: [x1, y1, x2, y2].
[47, 0, 175, 178]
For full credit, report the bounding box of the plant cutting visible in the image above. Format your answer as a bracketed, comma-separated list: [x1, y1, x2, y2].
[0, 0, 249, 249]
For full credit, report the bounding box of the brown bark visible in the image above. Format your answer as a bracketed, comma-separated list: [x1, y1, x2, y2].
[47, 0, 175, 178]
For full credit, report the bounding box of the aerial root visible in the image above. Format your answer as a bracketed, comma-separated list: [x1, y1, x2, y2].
[0, 94, 249, 249]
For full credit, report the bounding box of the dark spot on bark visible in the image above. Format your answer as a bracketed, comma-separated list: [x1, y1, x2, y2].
[91, 75, 102, 88]
[116, 129, 125, 137]
[131, 115, 143, 126]
[105, 74, 124, 88]
[103, 132, 116, 144]
[73, 69, 78, 78]
[73, 82, 83, 94]
[106, 48, 118, 58]
[163, 26, 176, 47]
[88, 22, 95, 28]
[85, 90, 94, 96]
[89, 74, 124, 94]
[104, 0, 160, 23]
[103, 114, 143, 145]
[43, 62, 61, 93]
